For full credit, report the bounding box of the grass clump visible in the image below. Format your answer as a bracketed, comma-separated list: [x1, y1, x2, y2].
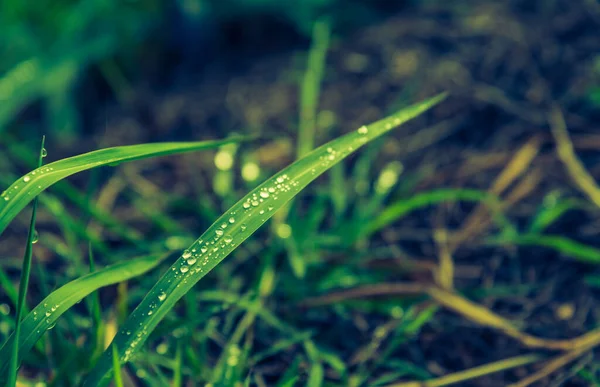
[0, 94, 445, 386]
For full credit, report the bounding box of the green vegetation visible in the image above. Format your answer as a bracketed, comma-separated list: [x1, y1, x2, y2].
[2, 1, 600, 386]
[0, 93, 449, 385]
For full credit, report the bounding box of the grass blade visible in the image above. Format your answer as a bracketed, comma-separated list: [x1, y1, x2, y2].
[297, 18, 331, 158]
[7, 136, 45, 387]
[0, 138, 248, 236]
[0, 252, 171, 377]
[488, 233, 600, 264]
[83, 93, 446, 386]
[364, 188, 510, 237]
[112, 344, 124, 387]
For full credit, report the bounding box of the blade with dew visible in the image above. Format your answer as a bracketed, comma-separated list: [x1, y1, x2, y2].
[0, 137, 250, 237]
[0, 252, 171, 377]
[83, 93, 447, 386]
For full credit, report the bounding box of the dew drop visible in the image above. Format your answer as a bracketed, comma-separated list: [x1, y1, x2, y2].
[243, 202, 251, 209]
[216, 229, 224, 237]
[23, 176, 31, 183]
[229, 217, 235, 223]
[224, 235, 233, 243]
[241, 224, 247, 231]
[180, 266, 189, 273]
[182, 250, 192, 259]
[3, 196, 9, 201]
[158, 292, 166, 302]
[260, 191, 269, 199]
[358, 126, 368, 134]
[201, 246, 208, 253]
[187, 257, 197, 265]
[31, 230, 39, 244]
[45, 311, 51, 317]
[148, 310, 153, 315]
[41, 148, 48, 158]
[221, 223, 228, 229]
[251, 200, 259, 207]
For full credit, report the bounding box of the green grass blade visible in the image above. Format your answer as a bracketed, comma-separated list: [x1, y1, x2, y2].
[83, 93, 446, 386]
[7, 136, 45, 387]
[0, 252, 170, 377]
[173, 341, 182, 387]
[363, 188, 510, 237]
[0, 138, 248, 236]
[112, 344, 124, 387]
[297, 18, 331, 158]
[487, 233, 600, 264]
[527, 198, 582, 233]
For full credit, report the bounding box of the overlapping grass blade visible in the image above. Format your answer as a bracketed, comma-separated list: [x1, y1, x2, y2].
[0, 138, 248, 236]
[83, 93, 447, 386]
[0, 252, 171, 377]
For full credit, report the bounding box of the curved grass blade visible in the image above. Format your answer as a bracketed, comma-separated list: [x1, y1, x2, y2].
[363, 188, 512, 238]
[0, 252, 171, 377]
[487, 233, 600, 264]
[83, 93, 447, 386]
[0, 138, 248, 237]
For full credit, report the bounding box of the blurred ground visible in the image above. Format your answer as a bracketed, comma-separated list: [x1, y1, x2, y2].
[2, 0, 600, 385]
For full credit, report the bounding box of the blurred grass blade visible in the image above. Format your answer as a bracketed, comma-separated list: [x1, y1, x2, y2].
[487, 233, 600, 264]
[0, 138, 248, 236]
[112, 344, 124, 387]
[364, 188, 509, 237]
[387, 354, 543, 387]
[297, 18, 331, 158]
[527, 199, 581, 233]
[0, 252, 170, 376]
[83, 93, 447, 386]
[8, 136, 45, 387]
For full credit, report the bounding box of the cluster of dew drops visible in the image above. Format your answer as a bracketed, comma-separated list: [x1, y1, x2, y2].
[1, 147, 50, 202]
[315, 125, 370, 171]
[147, 125, 373, 310]
[119, 125, 374, 358]
[120, 174, 300, 359]
[171, 174, 296, 280]
[32, 302, 59, 332]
